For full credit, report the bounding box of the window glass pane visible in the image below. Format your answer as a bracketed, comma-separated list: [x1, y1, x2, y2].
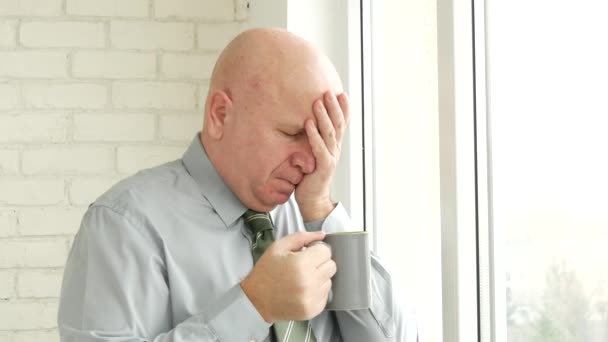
[370, 1, 442, 341]
[486, 1, 608, 341]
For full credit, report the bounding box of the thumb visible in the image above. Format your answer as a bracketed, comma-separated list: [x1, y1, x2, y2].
[275, 231, 326, 253]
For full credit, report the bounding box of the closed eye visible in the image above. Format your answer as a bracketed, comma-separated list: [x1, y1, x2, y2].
[281, 130, 303, 138]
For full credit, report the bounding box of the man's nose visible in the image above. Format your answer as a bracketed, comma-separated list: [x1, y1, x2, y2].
[291, 143, 316, 174]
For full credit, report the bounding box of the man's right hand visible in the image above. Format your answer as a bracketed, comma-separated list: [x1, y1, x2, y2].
[240, 231, 336, 323]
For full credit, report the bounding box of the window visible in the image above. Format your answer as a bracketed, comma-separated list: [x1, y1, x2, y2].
[482, 0, 608, 341]
[365, 1, 443, 340]
[369, 0, 608, 340]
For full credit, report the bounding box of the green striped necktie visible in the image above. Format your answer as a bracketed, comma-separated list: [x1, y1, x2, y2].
[243, 209, 317, 342]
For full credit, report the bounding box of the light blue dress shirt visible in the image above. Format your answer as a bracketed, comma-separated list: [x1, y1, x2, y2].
[58, 134, 417, 342]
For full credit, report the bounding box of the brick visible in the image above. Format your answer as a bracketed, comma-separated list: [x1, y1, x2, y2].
[0, 84, 20, 109]
[0, 0, 62, 16]
[74, 113, 155, 142]
[113, 82, 197, 109]
[0, 20, 17, 47]
[117, 146, 184, 174]
[22, 147, 114, 175]
[0, 270, 15, 299]
[17, 269, 63, 298]
[72, 51, 156, 79]
[197, 23, 242, 50]
[0, 51, 67, 78]
[155, 0, 233, 20]
[18, 207, 86, 236]
[0, 301, 58, 330]
[0, 150, 19, 175]
[0, 332, 11, 342]
[111, 21, 194, 51]
[14, 330, 59, 342]
[20, 22, 104, 48]
[0, 210, 18, 238]
[69, 177, 120, 206]
[0, 239, 67, 268]
[67, 0, 148, 17]
[23, 83, 106, 109]
[0, 179, 64, 205]
[235, 0, 248, 20]
[159, 114, 202, 141]
[0, 114, 68, 143]
[197, 83, 209, 109]
[161, 53, 216, 79]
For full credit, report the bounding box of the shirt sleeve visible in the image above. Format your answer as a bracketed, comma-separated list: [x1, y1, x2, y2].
[58, 205, 271, 342]
[304, 202, 419, 342]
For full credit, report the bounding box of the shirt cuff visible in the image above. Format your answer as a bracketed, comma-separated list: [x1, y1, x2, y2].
[207, 283, 272, 342]
[304, 202, 351, 233]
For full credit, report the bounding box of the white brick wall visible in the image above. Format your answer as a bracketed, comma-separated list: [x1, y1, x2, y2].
[197, 23, 243, 50]
[72, 52, 156, 79]
[17, 269, 64, 298]
[0, 114, 68, 143]
[22, 146, 115, 175]
[155, 0, 234, 20]
[20, 22, 105, 48]
[0, 21, 17, 47]
[0, 270, 15, 299]
[112, 82, 197, 109]
[13, 330, 60, 342]
[0, 0, 62, 17]
[110, 21, 194, 50]
[18, 208, 86, 236]
[22, 83, 107, 109]
[0, 210, 18, 238]
[161, 53, 217, 79]
[0, 239, 67, 268]
[73, 113, 156, 141]
[117, 146, 185, 174]
[0, 301, 59, 330]
[0, 151, 19, 175]
[0, 84, 20, 109]
[67, 0, 149, 17]
[68, 177, 121, 206]
[0, 1, 247, 336]
[0, 179, 65, 206]
[159, 114, 203, 142]
[0, 51, 68, 78]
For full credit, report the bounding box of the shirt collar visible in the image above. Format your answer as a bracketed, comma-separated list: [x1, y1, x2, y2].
[182, 133, 247, 228]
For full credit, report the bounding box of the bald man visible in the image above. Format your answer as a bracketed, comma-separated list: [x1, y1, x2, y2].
[58, 28, 417, 342]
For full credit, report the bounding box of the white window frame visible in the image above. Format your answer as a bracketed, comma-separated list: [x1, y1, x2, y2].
[471, 0, 507, 341]
[438, 0, 507, 340]
[437, 0, 480, 336]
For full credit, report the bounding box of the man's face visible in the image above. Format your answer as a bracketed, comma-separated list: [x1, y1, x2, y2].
[221, 88, 317, 212]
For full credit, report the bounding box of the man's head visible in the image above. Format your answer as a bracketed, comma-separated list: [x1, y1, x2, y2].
[201, 27, 344, 212]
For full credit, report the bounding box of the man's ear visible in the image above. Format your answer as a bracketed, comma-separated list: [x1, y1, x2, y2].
[205, 90, 233, 140]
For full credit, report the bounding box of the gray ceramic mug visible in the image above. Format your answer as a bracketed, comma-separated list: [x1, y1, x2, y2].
[313, 231, 371, 311]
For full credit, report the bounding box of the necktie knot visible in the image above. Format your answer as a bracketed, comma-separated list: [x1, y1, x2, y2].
[243, 209, 274, 235]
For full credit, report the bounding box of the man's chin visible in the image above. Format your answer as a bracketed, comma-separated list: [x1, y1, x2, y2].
[272, 190, 293, 204]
